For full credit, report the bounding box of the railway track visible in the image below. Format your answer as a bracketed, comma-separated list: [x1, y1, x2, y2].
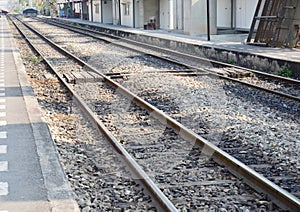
[9, 15, 171, 211]
[8, 15, 300, 211]
[20, 16, 300, 201]
[38, 16, 300, 102]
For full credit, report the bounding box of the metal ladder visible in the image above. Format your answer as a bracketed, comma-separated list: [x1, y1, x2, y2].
[247, 0, 300, 48]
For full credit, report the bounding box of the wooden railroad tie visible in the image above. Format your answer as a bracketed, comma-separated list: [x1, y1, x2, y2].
[63, 71, 102, 84]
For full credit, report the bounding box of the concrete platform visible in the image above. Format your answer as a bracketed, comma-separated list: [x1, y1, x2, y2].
[53, 17, 300, 78]
[0, 16, 79, 211]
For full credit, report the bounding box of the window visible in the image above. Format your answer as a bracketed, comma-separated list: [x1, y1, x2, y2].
[95, 3, 99, 14]
[122, 2, 130, 16]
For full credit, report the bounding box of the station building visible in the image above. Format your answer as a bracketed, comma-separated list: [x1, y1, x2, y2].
[56, 0, 259, 36]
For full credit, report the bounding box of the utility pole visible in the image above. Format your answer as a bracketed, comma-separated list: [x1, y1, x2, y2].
[207, 0, 210, 41]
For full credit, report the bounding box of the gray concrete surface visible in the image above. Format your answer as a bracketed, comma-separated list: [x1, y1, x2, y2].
[0, 16, 79, 212]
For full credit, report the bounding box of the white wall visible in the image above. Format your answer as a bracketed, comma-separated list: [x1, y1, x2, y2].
[143, 0, 159, 26]
[236, 0, 258, 29]
[108, 0, 258, 33]
[184, 0, 217, 36]
[216, 0, 258, 30]
[138, 0, 145, 28]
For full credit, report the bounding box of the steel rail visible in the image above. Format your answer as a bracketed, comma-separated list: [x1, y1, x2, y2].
[12, 15, 300, 211]
[9, 15, 178, 212]
[37, 17, 300, 102]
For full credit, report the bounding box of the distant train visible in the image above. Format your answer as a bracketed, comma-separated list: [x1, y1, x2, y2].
[1, 10, 8, 15]
[23, 8, 38, 17]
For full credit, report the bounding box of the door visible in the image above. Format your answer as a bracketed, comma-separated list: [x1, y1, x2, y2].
[236, 0, 258, 29]
[174, 0, 183, 30]
[102, 0, 113, 23]
[217, 0, 232, 28]
[114, 0, 120, 25]
[236, 0, 245, 29]
[134, 0, 140, 28]
[160, 0, 170, 29]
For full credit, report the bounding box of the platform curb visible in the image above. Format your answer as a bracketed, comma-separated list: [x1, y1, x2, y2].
[7, 17, 79, 211]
